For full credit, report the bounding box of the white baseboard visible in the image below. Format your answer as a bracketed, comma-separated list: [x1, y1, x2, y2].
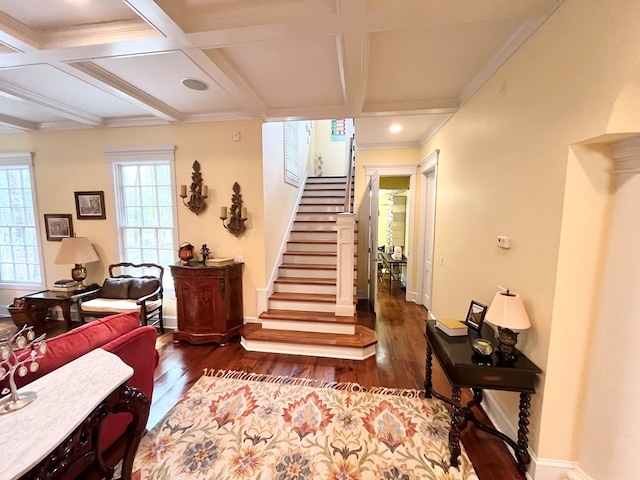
[564, 468, 593, 480]
[482, 390, 575, 480]
[406, 290, 418, 302]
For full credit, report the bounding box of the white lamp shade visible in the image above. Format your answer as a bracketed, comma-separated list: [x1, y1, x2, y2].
[485, 290, 531, 330]
[54, 237, 99, 265]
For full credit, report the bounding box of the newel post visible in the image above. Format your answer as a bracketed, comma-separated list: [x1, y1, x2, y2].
[335, 213, 356, 316]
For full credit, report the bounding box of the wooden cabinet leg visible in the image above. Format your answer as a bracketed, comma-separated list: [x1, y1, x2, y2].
[449, 386, 462, 468]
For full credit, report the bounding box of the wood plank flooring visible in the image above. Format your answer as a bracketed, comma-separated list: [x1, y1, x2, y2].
[1, 281, 525, 479]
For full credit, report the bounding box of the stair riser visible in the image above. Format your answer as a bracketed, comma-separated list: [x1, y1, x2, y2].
[297, 204, 343, 213]
[268, 300, 335, 312]
[296, 213, 338, 222]
[292, 222, 335, 231]
[287, 242, 336, 253]
[302, 190, 345, 197]
[283, 254, 337, 265]
[304, 183, 346, 190]
[279, 268, 336, 279]
[240, 338, 376, 360]
[274, 283, 336, 295]
[300, 197, 344, 205]
[306, 176, 346, 183]
[260, 319, 354, 335]
[289, 231, 336, 241]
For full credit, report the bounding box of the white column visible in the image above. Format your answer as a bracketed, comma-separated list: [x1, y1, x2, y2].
[335, 213, 356, 316]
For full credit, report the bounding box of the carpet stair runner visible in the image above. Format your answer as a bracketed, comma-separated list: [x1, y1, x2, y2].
[241, 176, 376, 360]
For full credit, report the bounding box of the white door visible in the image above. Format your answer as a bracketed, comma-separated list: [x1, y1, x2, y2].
[368, 171, 379, 309]
[423, 170, 436, 309]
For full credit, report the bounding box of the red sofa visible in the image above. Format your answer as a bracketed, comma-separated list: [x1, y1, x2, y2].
[2, 312, 158, 463]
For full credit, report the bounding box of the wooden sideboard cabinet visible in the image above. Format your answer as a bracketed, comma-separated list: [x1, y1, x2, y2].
[170, 262, 244, 345]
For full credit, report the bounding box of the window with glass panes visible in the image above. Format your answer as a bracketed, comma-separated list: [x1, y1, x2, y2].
[115, 162, 175, 267]
[0, 159, 43, 286]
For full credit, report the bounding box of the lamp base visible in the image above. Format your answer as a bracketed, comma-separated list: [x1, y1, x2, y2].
[71, 264, 87, 287]
[496, 327, 520, 363]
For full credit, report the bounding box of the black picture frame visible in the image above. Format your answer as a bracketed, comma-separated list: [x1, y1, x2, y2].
[44, 214, 74, 242]
[465, 300, 488, 331]
[75, 191, 106, 220]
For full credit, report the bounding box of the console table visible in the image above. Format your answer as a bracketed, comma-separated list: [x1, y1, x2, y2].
[0, 348, 149, 480]
[23, 285, 101, 330]
[378, 251, 407, 294]
[424, 319, 542, 473]
[171, 262, 244, 345]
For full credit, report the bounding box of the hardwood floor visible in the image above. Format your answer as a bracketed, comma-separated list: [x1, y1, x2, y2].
[1, 280, 525, 479]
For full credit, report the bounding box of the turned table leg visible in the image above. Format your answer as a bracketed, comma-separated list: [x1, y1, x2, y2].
[425, 342, 433, 398]
[449, 386, 462, 468]
[516, 392, 532, 473]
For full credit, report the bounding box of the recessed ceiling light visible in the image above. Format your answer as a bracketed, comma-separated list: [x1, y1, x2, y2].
[182, 78, 209, 91]
[389, 124, 403, 133]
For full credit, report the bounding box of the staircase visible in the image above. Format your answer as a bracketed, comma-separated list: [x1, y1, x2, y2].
[241, 176, 377, 360]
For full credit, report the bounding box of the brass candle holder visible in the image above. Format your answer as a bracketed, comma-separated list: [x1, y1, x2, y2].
[179, 160, 208, 215]
[220, 182, 248, 237]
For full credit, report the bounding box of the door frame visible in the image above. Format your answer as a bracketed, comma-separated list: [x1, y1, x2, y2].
[363, 163, 418, 302]
[416, 149, 439, 309]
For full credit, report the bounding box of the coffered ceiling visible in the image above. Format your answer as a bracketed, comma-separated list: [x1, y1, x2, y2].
[0, 0, 563, 147]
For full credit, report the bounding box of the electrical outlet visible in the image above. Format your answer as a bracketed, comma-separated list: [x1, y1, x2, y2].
[233, 130, 241, 142]
[234, 255, 244, 263]
[497, 236, 511, 249]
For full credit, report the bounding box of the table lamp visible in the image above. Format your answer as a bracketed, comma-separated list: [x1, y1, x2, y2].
[54, 237, 99, 287]
[485, 289, 531, 363]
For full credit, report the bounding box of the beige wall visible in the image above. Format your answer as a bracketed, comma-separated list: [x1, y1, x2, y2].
[313, 120, 347, 176]
[1, 120, 266, 320]
[417, 0, 640, 470]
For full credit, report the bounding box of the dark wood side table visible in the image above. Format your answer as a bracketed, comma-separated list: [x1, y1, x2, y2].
[170, 262, 244, 345]
[23, 285, 101, 331]
[378, 251, 407, 294]
[424, 319, 542, 473]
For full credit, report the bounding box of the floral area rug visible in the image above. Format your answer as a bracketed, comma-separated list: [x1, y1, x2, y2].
[132, 370, 478, 479]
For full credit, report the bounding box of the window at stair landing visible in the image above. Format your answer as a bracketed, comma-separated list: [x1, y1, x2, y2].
[284, 121, 299, 186]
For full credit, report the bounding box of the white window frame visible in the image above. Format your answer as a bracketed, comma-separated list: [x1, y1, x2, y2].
[284, 121, 299, 186]
[105, 145, 179, 295]
[0, 152, 45, 290]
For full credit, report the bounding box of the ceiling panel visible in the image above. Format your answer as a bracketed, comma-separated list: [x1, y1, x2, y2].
[218, 35, 344, 110]
[366, 18, 523, 105]
[92, 51, 243, 114]
[355, 115, 450, 147]
[0, 65, 151, 118]
[0, 0, 137, 31]
[0, 96, 67, 123]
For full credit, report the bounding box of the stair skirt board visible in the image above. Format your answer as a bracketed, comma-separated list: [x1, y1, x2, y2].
[259, 318, 356, 335]
[240, 337, 377, 360]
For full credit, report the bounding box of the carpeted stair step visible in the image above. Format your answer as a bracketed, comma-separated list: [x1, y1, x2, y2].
[240, 323, 377, 360]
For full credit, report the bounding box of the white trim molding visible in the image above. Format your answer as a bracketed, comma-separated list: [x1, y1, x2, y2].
[104, 145, 176, 163]
[0, 151, 33, 166]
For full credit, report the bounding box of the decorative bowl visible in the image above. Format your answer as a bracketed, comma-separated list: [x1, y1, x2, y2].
[471, 338, 494, 357]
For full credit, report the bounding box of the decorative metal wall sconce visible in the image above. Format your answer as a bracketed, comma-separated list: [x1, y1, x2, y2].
[220, 182, 248, 237]
[179, 160, 208, 215]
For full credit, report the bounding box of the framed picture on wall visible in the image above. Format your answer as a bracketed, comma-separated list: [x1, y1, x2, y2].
[74, 191, 106, 220]
[44, 214, 74, 241]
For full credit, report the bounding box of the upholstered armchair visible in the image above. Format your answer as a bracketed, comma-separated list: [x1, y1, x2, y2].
[79, 262, 164, 333]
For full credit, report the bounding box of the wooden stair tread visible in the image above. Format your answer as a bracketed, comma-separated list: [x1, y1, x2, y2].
[275, 277, 336, 285]
[270, 292, 336, 303]
[280, 263, 336, 270]
[241, 323, 377, 348]
[284, 251, 337, 256]
[259, 309, 356, 324]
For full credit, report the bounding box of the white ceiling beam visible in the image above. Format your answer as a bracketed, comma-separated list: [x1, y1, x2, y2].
[123, 0, 187, 37]
[362, 99, 459, 116]
[336, 0, 367, 116]
[0, 113, 38, 131]
[68, 62, 183, 122]
[0, 80, 102, 126]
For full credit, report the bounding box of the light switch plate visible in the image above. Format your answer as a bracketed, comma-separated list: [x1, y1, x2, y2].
[497, 236, 511, 249]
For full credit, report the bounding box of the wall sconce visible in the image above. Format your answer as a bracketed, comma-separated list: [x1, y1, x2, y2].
[179, 160, 208, 215]
[220, 182, 248, 237]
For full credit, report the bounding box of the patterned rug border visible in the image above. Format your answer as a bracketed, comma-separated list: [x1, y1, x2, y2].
[202, 368, 426, 398]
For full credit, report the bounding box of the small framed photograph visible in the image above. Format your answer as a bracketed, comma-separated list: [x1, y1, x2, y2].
[44, 214, 74, 241]
[74, 191, 106, 220]
[465, 300, 488, 331]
